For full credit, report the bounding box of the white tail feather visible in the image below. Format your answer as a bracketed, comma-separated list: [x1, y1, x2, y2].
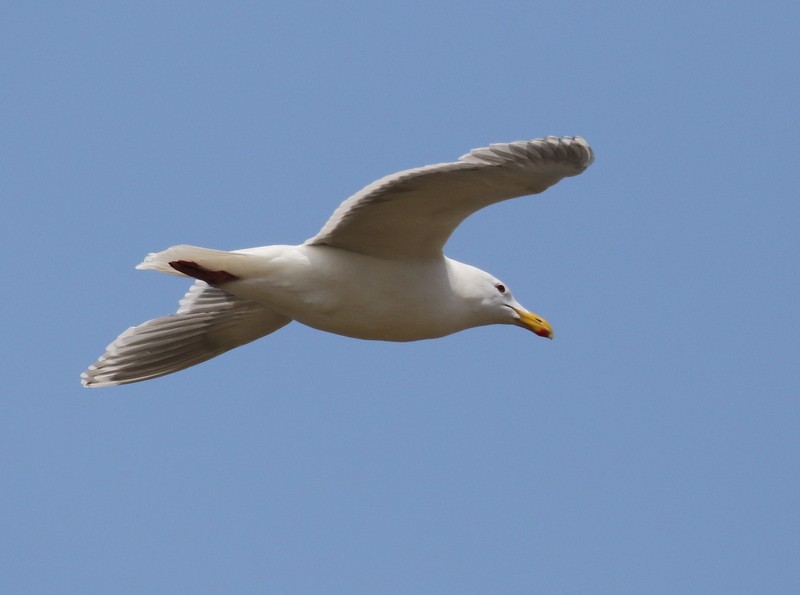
[136, 244, 254, 277]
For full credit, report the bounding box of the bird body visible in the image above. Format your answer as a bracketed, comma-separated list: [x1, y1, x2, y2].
[83, 135, 594, 387]
[143, 244, 525, 342]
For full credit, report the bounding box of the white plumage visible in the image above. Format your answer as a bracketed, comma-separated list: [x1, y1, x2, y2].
[82, 135, 594, 387]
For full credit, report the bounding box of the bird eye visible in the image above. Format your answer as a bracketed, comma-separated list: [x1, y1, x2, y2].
[495, 283, 506, 294]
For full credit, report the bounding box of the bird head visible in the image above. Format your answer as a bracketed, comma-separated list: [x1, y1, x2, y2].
[460, 264, 554, 339]
[491, 280, 553, 339]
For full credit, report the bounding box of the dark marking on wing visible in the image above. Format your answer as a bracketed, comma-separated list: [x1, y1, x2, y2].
[169, 260, 239, 286]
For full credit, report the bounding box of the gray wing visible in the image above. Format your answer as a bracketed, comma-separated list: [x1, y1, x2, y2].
[82, 282, 292, 387]
[306, 135, 594, 259]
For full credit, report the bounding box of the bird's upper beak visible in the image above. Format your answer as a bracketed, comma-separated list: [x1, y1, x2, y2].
[512, 307, 554, 339]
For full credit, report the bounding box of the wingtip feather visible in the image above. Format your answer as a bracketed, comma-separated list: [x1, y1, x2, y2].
[460, 135, 594, 172]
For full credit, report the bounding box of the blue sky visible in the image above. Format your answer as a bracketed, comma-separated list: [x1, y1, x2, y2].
[3, 1, 798, 593]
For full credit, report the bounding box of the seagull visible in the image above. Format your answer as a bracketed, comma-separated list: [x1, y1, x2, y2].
[82, 135, 594, 387]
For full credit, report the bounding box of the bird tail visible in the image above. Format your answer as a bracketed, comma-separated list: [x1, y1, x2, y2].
[136, 244, 255, 279]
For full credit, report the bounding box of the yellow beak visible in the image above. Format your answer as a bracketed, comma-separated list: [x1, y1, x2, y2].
[513, 308, 554, 339]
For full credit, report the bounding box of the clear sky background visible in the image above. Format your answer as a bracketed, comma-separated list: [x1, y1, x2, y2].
[3, 2, 798, 593]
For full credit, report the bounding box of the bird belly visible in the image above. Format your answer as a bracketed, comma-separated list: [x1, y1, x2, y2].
[225, 246, 468, 341]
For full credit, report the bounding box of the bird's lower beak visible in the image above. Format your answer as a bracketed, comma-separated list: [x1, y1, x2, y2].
[513, 308, 554, 339]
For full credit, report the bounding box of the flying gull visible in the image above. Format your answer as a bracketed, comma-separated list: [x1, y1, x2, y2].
[82, 135, 594, 387]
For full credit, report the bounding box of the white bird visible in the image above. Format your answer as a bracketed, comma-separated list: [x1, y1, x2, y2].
[82, 135, 594, 387]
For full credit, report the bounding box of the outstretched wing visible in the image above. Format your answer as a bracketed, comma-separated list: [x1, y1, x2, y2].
[306, 136, 593, 260]
[82, 282, 292, 387]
